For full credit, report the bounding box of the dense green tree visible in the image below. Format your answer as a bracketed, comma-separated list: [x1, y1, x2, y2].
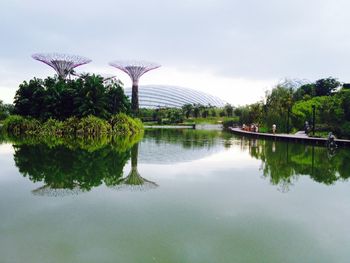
[224, 104, 233, 117]
[74, 74, 109, 118]
[0, 100, 13, 120]
[14, 78, 46, 118]
[264, 85, 293, 132]
[293, 83, 316, 101]
[193, 104, 201, 118]
[13, 75, 130, 120]
[105, 79, 131, 115]
[182, 104, 193, 118]
[314, 77, 340, 96]
[201, 108, 209, 118]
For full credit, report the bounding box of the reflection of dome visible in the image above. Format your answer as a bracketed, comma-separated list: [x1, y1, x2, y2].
[124, 85, 226, 108]
[138, 138, 224, 164]
[32, 185, 83, 197]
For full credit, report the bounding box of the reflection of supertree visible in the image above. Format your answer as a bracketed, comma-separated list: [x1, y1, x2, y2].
[32, 53, 91, 79]
[114, 143, 158, 191]
[109, 60, 160, 113]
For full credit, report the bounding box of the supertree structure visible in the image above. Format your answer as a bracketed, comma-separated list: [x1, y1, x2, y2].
[32, 53, 92, 79]
[109, 60, 160, 113]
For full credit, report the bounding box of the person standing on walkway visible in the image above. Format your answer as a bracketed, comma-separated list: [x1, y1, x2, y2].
[304, 121, 309, 133]
[272, 124, 276, 134]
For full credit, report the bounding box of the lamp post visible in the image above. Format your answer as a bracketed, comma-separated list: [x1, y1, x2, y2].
[312, 105, 316, 136]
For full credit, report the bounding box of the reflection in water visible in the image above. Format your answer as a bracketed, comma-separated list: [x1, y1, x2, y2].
[2, 129, 350, 195]
[7, 129, 231, 194]
[113, 143, 158, 191]
[139, 129, 231, 164]
[238, 137, 350, 192]
[8, 133, 159, 195]
[14, 142, 131, 195]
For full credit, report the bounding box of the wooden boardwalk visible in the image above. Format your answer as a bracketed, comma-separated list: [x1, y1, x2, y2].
[228, 127, 350, 147]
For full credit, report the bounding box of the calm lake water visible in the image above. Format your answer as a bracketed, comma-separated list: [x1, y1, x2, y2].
[0, 129, 350, 263]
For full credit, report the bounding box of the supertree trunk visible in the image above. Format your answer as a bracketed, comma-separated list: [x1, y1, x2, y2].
[131, 83, 139, 115]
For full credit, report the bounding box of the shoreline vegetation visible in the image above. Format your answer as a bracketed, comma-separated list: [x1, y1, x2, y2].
[0, 74, 144, 138]
[1, 113, 143, 137]
[1, 74, 350, 140]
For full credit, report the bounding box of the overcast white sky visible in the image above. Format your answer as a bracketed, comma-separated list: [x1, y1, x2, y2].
[1, 0, 350, 105]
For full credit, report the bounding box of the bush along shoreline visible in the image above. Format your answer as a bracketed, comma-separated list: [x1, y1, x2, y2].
[1, 113, 143, 137]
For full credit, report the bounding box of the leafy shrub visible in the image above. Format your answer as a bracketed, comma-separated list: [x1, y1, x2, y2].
[78, 115, 111, 135]
[41, 118, 64, 135]
[2, 114, 143, 137]
[2, 115, 40, 134]
[110, 113, 143, 135]
[340, 121, 350, 139]
[62, 116, 80, 134]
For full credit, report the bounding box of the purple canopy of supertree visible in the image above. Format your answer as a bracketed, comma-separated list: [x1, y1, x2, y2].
[109, 60, 161, 113]
[32, 53, 92, 79]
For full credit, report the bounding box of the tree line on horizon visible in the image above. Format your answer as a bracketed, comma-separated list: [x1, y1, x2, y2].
[234, 77, 350, 138]
[1, 75, 350, 138]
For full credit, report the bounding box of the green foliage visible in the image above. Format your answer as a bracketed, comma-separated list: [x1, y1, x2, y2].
[62, 116, 80, 134]
[0, 100, 13, 120]
[245, 138, 350, 188]
[236, 77, 350, 138]
[14, 78, 46, 118]
[2, 115, 40, 134]
[106, 79, 131, 115]
[292, 96, 344, 132]
[2, 114, 143, 137]
[340, 121, 350, 138]
[139, 105, 228, 125]
[41, 118, 64, 135]
[10, 136, 142, 191]
[110, 113, 143, 135]
[167, 109, 184, 124]
[13, 74, 130, 120]
[314, 77, 341, 96]
[74, 75, 109, 118]
[182, 104, 193, 119]
[224, 104, 234, 117]
[77, 115, 111, 135]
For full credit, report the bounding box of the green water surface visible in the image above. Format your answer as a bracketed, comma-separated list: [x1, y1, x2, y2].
[0, 129, 349, 263]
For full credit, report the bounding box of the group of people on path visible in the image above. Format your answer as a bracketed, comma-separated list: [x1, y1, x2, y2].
[242, 123, 275, 134]
[242, 123, 259, 133]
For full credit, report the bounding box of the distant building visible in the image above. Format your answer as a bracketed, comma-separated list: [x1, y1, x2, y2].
[124, 85, 226, 109]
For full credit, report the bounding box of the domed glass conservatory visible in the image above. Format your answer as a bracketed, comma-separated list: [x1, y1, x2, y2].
[124, 85, 226, 109]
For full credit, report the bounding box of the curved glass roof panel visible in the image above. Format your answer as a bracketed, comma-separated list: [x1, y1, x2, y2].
[125, 85, 226, 108]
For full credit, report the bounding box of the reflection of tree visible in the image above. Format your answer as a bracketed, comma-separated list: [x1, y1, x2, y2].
[243, 138, 350, 191]
[14, 143, 131, 193]
[112, 143, 158, 191]
[8, 133, 161, 195]
[8, 134, 145, 195]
